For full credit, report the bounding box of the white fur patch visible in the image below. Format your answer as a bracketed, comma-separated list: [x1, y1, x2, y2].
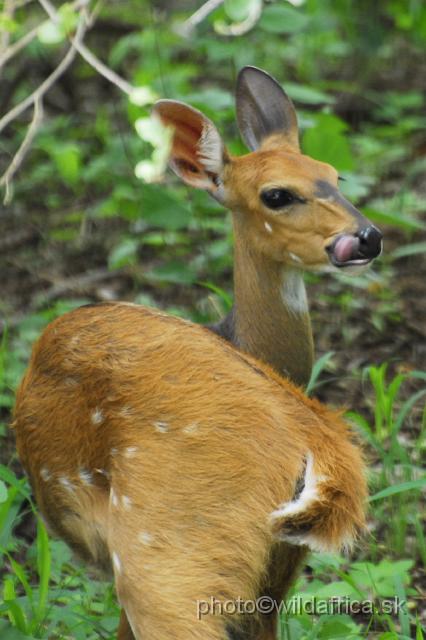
[139, 531, 153, 546]
[270, 453, 350, 553]
[58, 476, 74, 492]
[198, 123, 223, 174]
[94, 467, 109, 478]
[154, 421, 169, 433]
[271, 452, 317, 520]
[110, 487, 119, 507]
[78, 469, 93, 485]
[183, 422, 198, 434]
[124, 446, 138, 458]
[91, 408, 104, 425]
[118, 405, 133, 418]
[280, 269, 308, 315]
[112, 551, 122, 573]
[289, 251, 303, 264]
[264, 221, 273, 233]
[40, 467, 51, 481]
[122, 495, 132, 510]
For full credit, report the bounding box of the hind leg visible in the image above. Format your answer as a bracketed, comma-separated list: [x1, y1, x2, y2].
[118, 610, 136, 640]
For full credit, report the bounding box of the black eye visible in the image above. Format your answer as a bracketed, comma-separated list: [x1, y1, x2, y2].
[260, 188, 300, 210]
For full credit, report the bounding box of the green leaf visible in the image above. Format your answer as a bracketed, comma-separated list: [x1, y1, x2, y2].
[139, 186, 192, 230]
[306, 351, 335, 395]
[369, 478, 426, 502]
[303, 113, 354, 171]
[145, 260, 197, 285]
[259, 5, 310, 33]
[52, 143, 81, 186]
[392, 241, 426, 259]
[362, 207, 424, 232]
[285, 83, 334, 105]
[224, 0, 251, 22]
[108, 238, 139, 269]
[0, 480, 7, 503]
[36, 519, 51, 624]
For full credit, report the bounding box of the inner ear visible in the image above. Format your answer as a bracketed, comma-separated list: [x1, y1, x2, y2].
[152, 100, 229, 192]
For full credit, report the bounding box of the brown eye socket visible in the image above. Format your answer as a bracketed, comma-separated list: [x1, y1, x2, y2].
[260, 188, 300, 210]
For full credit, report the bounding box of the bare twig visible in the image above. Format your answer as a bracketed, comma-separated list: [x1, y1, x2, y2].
[76, 41, 134, 95]
[0, 24, 40, 70]
[38, 0, 134, 95]
[179, 0, 224, 36]
[0, 97, 44, 204]
[0, 12, 88, 136]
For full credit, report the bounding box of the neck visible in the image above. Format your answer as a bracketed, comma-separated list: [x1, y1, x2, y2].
[212, 225, 314, 388]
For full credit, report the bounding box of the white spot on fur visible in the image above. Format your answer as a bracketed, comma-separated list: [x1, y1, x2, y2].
[280, 269, 308, 315]
[154, 421, 169, 433]
[124, 446, 138, 458]
[64, 377, 78, 387]
[264, 221, 273, 233]
[183, 422, 198, 435]
[118, 405, 133, 418]
[122, 495, 132, 510]
[94, 467, 109, 478]
[78, 469, 93, 485]
[58, 476, 74, 492]
[40, 467, 51, 481]
[198, 122, 223, 174]
[271, 452, 318, 519]
[110, 448, 118, 457]
[91, 408, 104, 425]
[139, 531, 153, 545]
[289, 252, 303, 264]
[110, 487, 119, 507]
[112, 551, 122, 573]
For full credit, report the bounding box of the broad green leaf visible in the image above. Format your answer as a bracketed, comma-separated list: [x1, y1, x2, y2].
[139, 186, 192, 230]
[224, 0, 251, 22]
[145, 260, 197, 285]
[259, 4, 310, 33]
[303, 113, 354, 171]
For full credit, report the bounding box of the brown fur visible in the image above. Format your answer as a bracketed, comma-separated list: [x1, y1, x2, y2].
[13, 304, 367, 640]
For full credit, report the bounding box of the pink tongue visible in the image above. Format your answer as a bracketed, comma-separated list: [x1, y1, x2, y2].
[333, 235, 359, 262]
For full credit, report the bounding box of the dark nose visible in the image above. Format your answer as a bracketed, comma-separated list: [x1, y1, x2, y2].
[356, 225, 382, 259]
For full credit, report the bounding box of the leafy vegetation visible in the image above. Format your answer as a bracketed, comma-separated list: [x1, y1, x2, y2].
[0, 0, 425, 638]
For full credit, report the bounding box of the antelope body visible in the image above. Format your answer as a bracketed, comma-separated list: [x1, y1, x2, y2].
[13, 68, 380, 639]
[14, 303, 366, 640]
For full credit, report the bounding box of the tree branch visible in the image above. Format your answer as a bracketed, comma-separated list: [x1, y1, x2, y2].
[179, 0, 224, 36]
[0, 96, 44, 204]
[38, 0, 134, 95]
[0, 11, 88, 136]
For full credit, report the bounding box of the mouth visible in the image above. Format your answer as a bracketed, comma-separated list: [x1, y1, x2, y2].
[326, 234, 373, 268]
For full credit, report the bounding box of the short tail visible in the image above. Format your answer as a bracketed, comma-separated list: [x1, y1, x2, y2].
[269, 448, 366, 553]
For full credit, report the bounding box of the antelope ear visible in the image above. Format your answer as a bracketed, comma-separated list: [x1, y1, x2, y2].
[236, 66, 300, 152]
[152, 100, 229, 200]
